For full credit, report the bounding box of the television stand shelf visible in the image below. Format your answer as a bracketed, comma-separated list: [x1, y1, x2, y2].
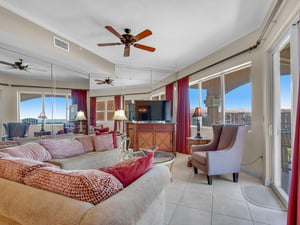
[126, 122, 176, 155]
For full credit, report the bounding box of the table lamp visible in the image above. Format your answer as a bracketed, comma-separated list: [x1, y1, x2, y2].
[38, 112, 47, 132]
[192, 107, 202, 139]
[75, 111, 87, 133]
[113, 109, 128, 134]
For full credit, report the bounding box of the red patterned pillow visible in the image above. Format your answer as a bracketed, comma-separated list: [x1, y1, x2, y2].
[94, 134, 114, 152]
[39, 138, 84, 159]
[23, 167, 123, 205]
[0, 157, 53, 183]
[0, 142, 52, 161]
[101, 151, 154, 187]
[75, 136, 94, 152]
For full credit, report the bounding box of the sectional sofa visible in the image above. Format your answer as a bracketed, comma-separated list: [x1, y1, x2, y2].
[0, 134, 171, 225]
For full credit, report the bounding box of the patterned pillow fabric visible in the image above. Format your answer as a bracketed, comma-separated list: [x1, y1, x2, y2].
[23, 167, 123, 205]
[39, 138, 85, 159]
[94, 134, 114, 152]
[75, 136, 94, 152]
[0, 157, 53, 183]
[101, 151, 154, 187]
[0, 142, 52, 161]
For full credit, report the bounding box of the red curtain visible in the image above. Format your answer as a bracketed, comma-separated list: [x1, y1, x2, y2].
[287, 25, 300, 225]
[166, 83, 174, 117]
[71, 90, 87, 119]
[176, 77, 191, 154]
[90, 97, 96, 127]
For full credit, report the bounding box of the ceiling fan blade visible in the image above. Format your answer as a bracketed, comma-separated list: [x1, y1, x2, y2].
[97, 43, 122, 47]
[124, 46, 130, 57]
[0, 60, 15, 67]
[105, 26, 123, 39]
[133, 44, 156, 52]
[133, 29, 152, 42]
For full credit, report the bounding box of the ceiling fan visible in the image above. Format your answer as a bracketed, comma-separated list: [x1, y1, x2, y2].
[0, 58, 46, 72]
[95, 77, 114, 86]
[0, 59, 29, 71]
[97, 26, 156, 57]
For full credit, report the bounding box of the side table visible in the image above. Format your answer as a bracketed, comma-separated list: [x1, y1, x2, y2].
[186, 137, 211, 167]
[34, 131, 51, 137]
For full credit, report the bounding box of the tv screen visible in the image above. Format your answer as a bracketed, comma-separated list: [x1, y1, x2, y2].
[130, 100, 171, 122]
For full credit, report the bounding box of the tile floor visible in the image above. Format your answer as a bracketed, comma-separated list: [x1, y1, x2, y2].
[164, 153, 287, 225]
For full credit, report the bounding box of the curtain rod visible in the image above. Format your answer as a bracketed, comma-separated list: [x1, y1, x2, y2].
[9, 84, 88, 91]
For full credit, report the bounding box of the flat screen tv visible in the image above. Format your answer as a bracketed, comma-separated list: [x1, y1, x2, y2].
[129, 100, 171, 122]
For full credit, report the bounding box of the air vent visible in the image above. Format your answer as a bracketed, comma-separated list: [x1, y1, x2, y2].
[54, 36, 69, 52]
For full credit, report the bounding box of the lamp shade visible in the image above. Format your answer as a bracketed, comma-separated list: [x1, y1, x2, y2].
[38, 112, 47, 119]
[192, 107, 201, 117]
[75, 111, 87, 121]
[113, 110, 128, 121]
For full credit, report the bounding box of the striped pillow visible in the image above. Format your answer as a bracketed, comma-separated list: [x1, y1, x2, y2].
[23, 167, 123, 205]
[0, 142, 52, 161]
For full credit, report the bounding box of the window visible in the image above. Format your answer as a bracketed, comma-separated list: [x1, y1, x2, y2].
[190, 63, 252, 127]
[224, 67, 251, 125]
[96, 99, 115, 121]
[20, 93, 71, 124]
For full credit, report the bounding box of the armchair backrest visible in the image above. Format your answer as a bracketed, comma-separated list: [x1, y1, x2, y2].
[3, 122, 30, 140]
[216, 125, 239, 150]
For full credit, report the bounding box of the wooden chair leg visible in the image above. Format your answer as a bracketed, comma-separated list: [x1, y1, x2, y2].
[207, 175, 212, 185]
[193, 167, 198, 174]
[233, 173, 239, 183]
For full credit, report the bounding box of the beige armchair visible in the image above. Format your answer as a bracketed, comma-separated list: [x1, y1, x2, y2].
[191, 124, 248, 185]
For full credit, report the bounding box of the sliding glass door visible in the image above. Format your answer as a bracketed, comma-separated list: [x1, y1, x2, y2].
[271, 18, 299, 202]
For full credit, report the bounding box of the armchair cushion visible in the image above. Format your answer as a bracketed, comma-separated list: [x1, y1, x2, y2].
[191, 151, 207, 165]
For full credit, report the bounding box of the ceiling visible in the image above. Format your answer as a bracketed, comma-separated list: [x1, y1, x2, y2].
[0, 0, 273, 91]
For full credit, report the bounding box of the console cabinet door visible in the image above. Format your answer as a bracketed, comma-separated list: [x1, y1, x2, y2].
[155, 131, 172, 152]
[137, 131, 154, 149]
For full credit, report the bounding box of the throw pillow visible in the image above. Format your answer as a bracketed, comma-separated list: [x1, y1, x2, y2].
[23, 167, 123, 205]
[95, 131, 118, 148]
[39, 138, 85, 159]
[101, 151, 154, 187]
[0, 142, 52, 161]
[94, 134, 114, 152]
[0, 157, 53, 183]
[75, 135, 94, 152]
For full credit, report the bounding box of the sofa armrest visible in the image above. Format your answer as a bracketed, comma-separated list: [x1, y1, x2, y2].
[80, 165, 171, 225]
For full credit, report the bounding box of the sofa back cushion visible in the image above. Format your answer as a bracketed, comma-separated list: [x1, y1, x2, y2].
[101, 151, 154, 187]
[0, 142, 52, 161]
[0, 157, 53, 183]
[75, 135, 94, 152]
[39, 138, 85, 159]
[23, 167, 123, 205]
[94, 134, 115, 152]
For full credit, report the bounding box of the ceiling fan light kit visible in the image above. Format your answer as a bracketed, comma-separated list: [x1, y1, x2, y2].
[97, 26, 155, 57]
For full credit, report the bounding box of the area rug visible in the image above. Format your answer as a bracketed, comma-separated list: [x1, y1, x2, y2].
[241, 185, 286, 211]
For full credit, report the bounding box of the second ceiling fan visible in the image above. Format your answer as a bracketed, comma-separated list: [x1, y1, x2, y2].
[97, 26, 155, 57]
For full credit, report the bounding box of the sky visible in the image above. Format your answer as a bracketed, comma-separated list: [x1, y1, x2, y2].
[189, 75, 291, 111]
[189, 82, 252, 111]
